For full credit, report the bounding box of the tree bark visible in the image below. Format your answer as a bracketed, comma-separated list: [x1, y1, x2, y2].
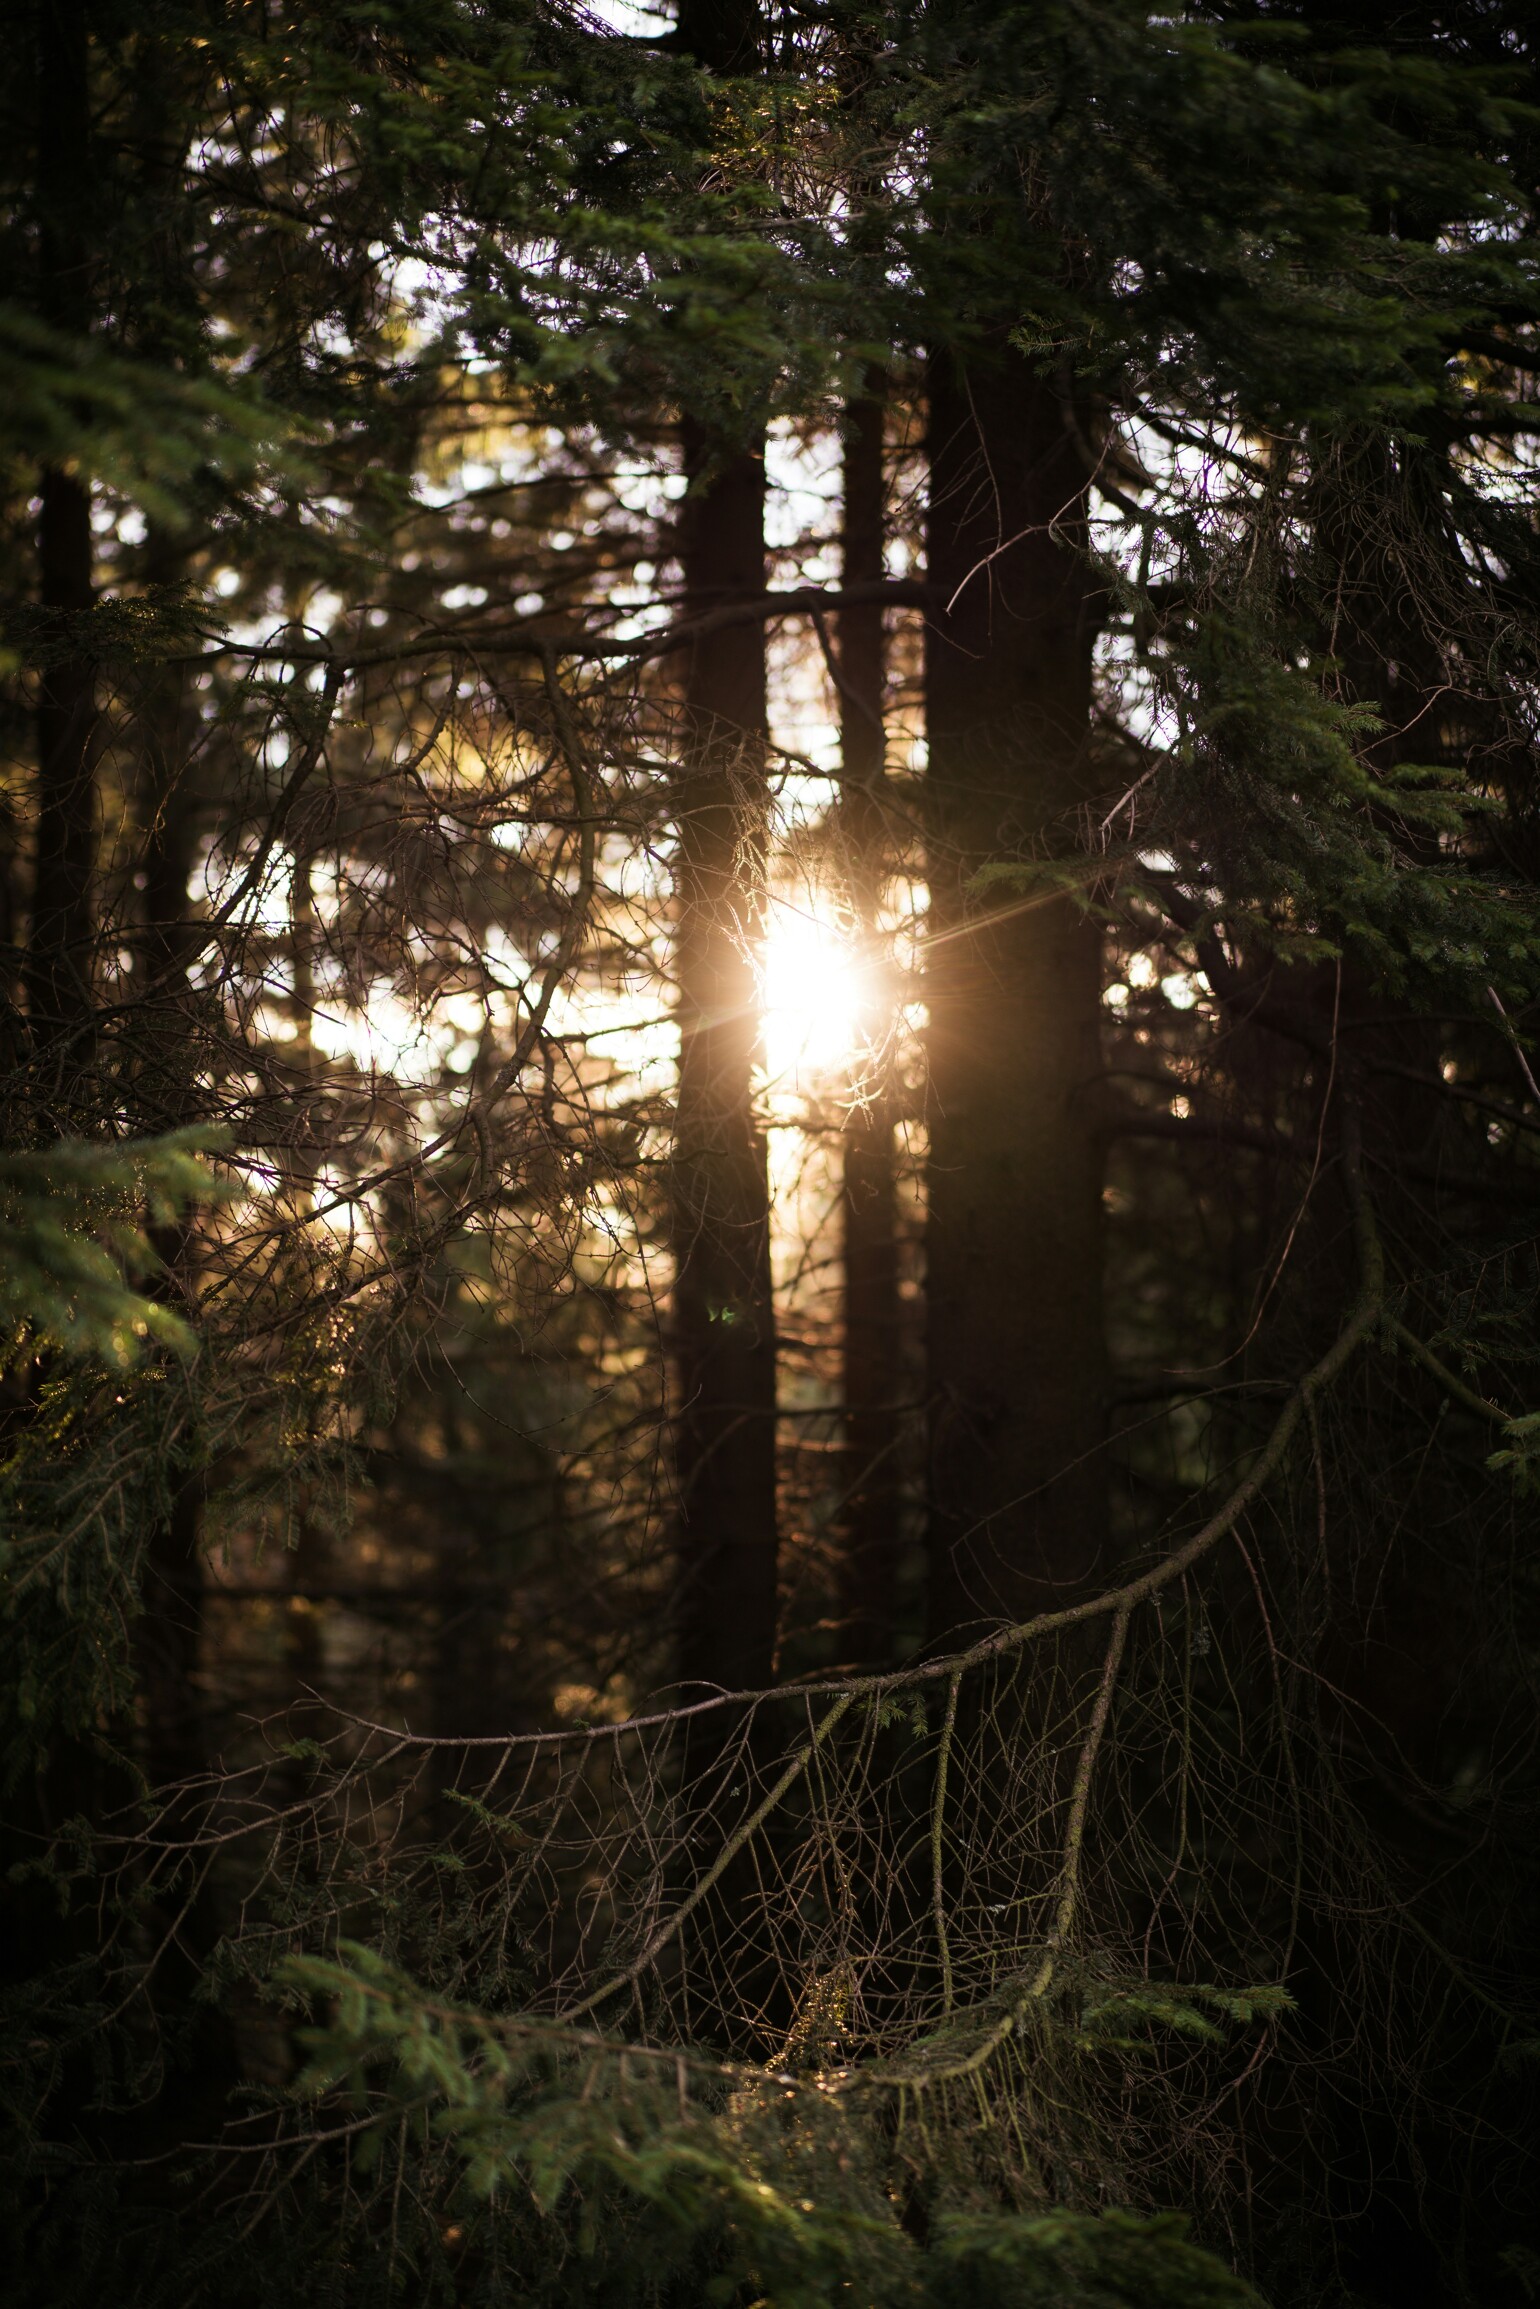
[134, 639, 211, 1793]
[837, 379, 901, 1666]
[923, 344, 1107, 1642]
[28, 0, 99, 1063]
[669, 0, 778, 1696]
[672, 428, 778, 1693]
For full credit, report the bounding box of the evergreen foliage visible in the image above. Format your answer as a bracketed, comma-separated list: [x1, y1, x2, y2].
[0, 1132, 222, 1369]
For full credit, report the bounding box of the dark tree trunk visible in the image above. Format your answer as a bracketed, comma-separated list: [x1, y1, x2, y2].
[30, 497, 98, 1061]
[134, 643, 211, 1792]
[28, 0, 98, 1065]
[676, 0, 759, 70]
[669, 0, 778, 1697]
[672, 427, 778, 1694]
[136, 1484, 208, 1790]
[837, 379, 901, 1666]
[923, 344, 1108, 1642]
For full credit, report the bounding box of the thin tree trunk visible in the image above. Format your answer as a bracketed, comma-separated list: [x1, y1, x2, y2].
[135, 642, 211, 1791]
[672, 427, 779, 1694]
[837, 378, 901, 1666]
[28, 0, 98, 1065]
[923, 344, 1107, 1642]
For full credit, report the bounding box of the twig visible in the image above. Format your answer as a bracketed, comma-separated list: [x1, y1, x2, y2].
[1486, 984, 1540, 1103]
[854, 1608, 1132, 2095]
[931, 1673, 961, 2018]
[561, 1690, 858, 2020]
[1382, 1316, 1509, 1425]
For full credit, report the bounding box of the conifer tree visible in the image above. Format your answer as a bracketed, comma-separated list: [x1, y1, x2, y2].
[669, 0, 780, 1700]
[837, 371, 902, 1664]
[922, 335, 1109, 1636]
[4, 5, 1540, 2305]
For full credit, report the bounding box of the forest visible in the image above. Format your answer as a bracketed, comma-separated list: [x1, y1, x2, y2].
[4, 2, 1540, 2303]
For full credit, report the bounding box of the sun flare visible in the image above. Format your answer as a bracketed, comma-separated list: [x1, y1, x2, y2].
[759, 902, 867, 1084]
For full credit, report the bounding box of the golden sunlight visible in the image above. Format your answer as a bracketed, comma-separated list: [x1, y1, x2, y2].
[759, 900, 867, 1086]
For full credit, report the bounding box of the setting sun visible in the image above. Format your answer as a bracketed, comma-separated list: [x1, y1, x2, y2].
[759, 901, 867, 1084]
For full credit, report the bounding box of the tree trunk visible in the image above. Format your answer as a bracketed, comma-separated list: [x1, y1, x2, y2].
[29, 511, 98, 1069]
[923, 344, 1107, 1642]
[837, 379, 901, 1666]
[671, 430, 778, 1693]
[28, 0, 98, 1067]
[669, 0, 778, 1697]
[134, 642, 211, 1792]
